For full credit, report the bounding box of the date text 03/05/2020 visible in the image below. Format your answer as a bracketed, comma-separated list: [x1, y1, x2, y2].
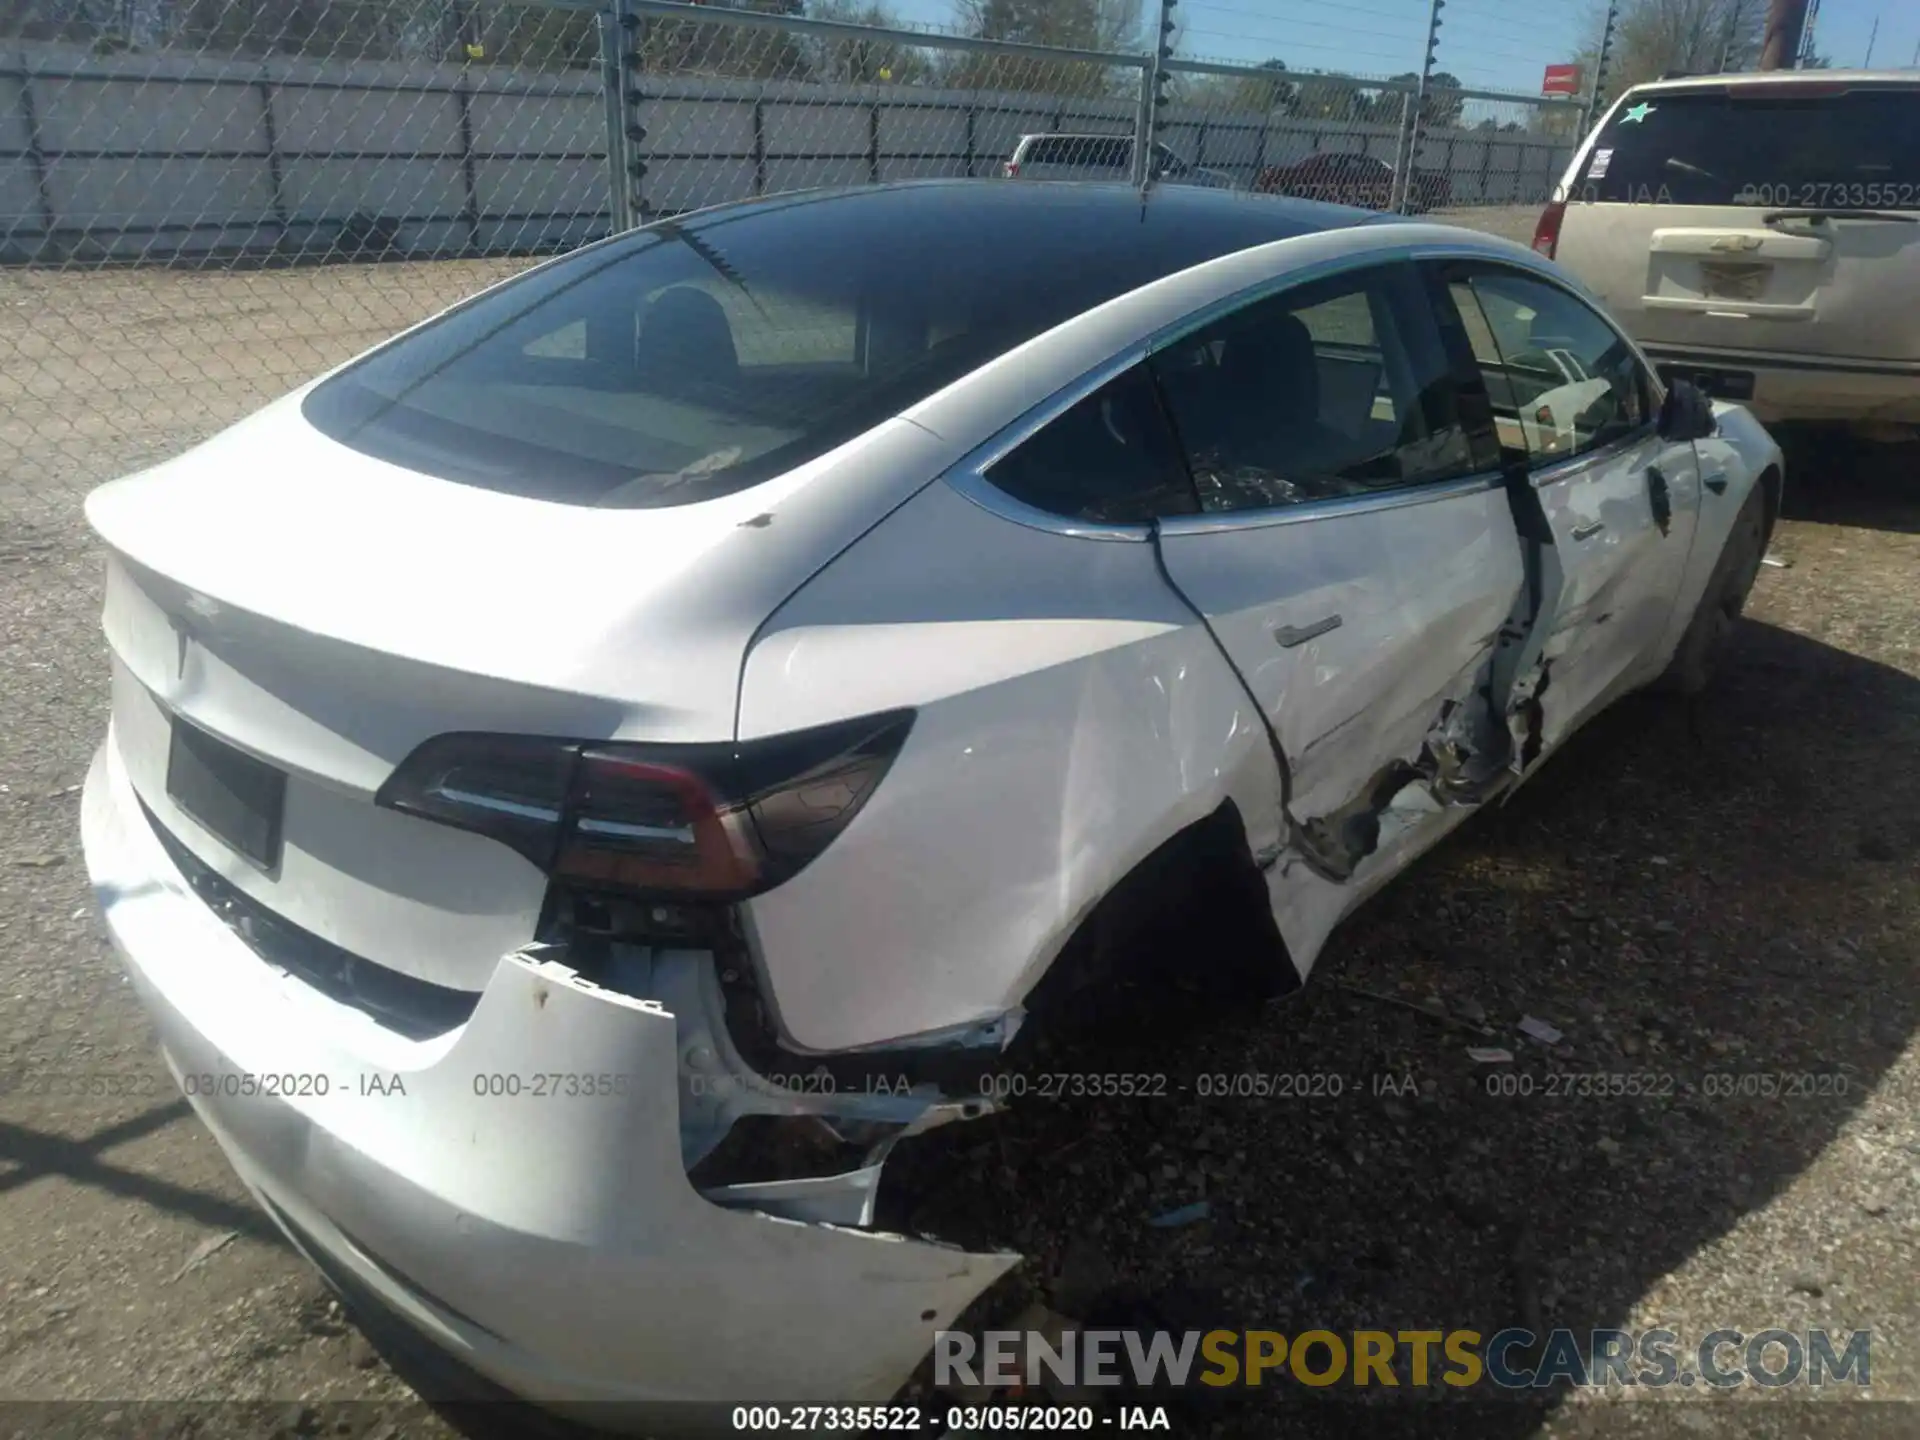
[161, 1070, 642, 1100]
[727, 1406, 1172, 1432]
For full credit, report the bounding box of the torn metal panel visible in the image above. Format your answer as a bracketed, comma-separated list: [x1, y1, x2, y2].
[1155, 473, 1529, 979]
[701, 1165, 885, 1227]
[87, 738, 1019, 1410]
[1288, 646, 1518, 884]
[564, 941, 1001, 1174]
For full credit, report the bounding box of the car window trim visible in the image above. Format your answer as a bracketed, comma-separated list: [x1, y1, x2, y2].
[943, 343, 1159, 543]
[1156, 469, 1507, 536]
[1525, 419, 1661, 489]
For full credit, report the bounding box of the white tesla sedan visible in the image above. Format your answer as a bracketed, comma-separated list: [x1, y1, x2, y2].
[80, 181, 1779, 1418]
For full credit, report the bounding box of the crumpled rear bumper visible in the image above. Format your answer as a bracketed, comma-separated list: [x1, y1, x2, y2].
[80, 731, 1016, 1421]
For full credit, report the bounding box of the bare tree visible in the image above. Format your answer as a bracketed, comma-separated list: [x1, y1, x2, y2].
[802, 0, 933, 84]
[1169, 56, 1296, 115]
[1573, 0, 1768, 105]
[946, 0, 1143, 95]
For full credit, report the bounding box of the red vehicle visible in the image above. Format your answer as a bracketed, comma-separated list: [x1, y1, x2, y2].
[1254, 152, 1452, 214]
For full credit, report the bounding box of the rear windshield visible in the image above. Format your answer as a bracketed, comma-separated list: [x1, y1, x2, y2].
[303, 184, 1335, 507]
[1572, 85, 1920, 208]
[1025, 137, 1132, 169]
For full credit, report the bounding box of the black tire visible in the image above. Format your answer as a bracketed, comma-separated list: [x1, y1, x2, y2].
[1658, 483, 1768, 696]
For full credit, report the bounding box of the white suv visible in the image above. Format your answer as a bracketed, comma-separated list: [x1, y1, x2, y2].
[1536, 71, 1920, 439]
[1003, 132, 1236, 188]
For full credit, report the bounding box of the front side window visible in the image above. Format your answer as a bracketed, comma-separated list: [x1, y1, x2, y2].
[1444, 266, 1650, 465]
[983, 365, 1196, 524]
[1150, 264, 1479, 512]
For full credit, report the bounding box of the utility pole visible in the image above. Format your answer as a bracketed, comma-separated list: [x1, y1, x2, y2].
[1758, 0, 1810, 70]
[1861, 14, 1878, 67]
[1580, 1, 1618, 138]
[1797, 0, 1821, 65]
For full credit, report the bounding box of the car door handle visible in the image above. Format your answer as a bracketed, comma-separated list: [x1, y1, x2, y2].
[1572, 522, 1605, 541]
[1274, 615, 1342, 647]
[1703, 472, 1729, 494]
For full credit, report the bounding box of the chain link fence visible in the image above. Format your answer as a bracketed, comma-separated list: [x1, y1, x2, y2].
[1, 1, 1589, 501]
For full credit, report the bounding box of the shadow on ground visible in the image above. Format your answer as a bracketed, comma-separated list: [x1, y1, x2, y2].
[1777, 429, 1920, 535]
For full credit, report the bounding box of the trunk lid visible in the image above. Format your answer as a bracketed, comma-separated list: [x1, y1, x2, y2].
[90, 393, 946, 995]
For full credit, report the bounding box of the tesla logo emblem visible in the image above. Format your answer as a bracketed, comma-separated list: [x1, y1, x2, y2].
[1709, 235, 1764, 253]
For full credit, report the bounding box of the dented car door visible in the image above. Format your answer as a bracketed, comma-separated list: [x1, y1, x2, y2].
[1434, 262, 1700, 756]
[1151, 261, 1530, 967]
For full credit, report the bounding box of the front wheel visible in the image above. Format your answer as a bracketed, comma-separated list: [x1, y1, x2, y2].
[1657, 484, 1769, 696]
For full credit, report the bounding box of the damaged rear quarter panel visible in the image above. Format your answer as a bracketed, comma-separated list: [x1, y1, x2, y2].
[735, 478, 1286, 1054]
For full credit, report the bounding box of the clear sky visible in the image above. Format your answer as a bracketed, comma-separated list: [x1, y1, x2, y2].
[885, 0, 1918, 96]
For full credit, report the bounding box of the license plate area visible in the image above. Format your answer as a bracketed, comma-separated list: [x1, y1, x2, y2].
[1698, 261, 1771, 301]
[1657, 364, 1755, 402]
[166, 717, 286, 871]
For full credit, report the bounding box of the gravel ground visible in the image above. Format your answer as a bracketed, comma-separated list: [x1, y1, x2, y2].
[2, 210, 1916, 1439]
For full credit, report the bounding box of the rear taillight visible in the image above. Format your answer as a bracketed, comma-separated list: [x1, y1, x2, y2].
[376, 711, 914, 901]
[1004, 161, 1019, 177]
[1532, 199, 1567, 258]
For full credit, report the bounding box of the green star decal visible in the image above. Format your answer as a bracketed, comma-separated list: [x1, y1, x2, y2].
[1621, 102, 1656, 124]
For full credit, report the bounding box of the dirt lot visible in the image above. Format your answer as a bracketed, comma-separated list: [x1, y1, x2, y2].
[2, 214, 1916, 1439]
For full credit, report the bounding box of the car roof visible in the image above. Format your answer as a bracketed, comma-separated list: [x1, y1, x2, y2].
[673, 179, 1398, 266]
[1625, 68, 1920, 96]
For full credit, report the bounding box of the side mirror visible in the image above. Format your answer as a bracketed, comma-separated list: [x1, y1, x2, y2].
[1658, 378, 1718, 441]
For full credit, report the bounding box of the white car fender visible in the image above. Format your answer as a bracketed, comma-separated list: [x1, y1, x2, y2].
[735, 478, 1286, 1055]
[1657, 401, 1781, 665]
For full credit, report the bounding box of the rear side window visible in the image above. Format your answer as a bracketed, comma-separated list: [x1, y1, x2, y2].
[1026, 137, 1132, 170]
[1573, 86, 1920, 208]
[984, 365, 1195, 524]
[300, 185, 1340, 508]
[1150, 265, 1479, 512]
[1445, 266, 1649, 465]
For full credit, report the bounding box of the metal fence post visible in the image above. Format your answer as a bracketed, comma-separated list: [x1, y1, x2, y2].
[453, 64, 481, 254]
[16, 73, 57, 257]
[1389, 89, 1414, 212]
[1130, 65, 1152, 186]
[257, 77, 288, 243]
[752, 96, 766, 196]
[598, 0, 634, 231]
[1136, 0, 1176, 187]
[1393, 0, 1445, 213]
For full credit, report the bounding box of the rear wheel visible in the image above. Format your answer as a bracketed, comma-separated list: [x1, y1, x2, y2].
[1658, 483, 1768, 696]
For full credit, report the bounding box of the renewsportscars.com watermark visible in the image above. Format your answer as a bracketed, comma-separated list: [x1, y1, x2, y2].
[935, 1327, 1872, 1390]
